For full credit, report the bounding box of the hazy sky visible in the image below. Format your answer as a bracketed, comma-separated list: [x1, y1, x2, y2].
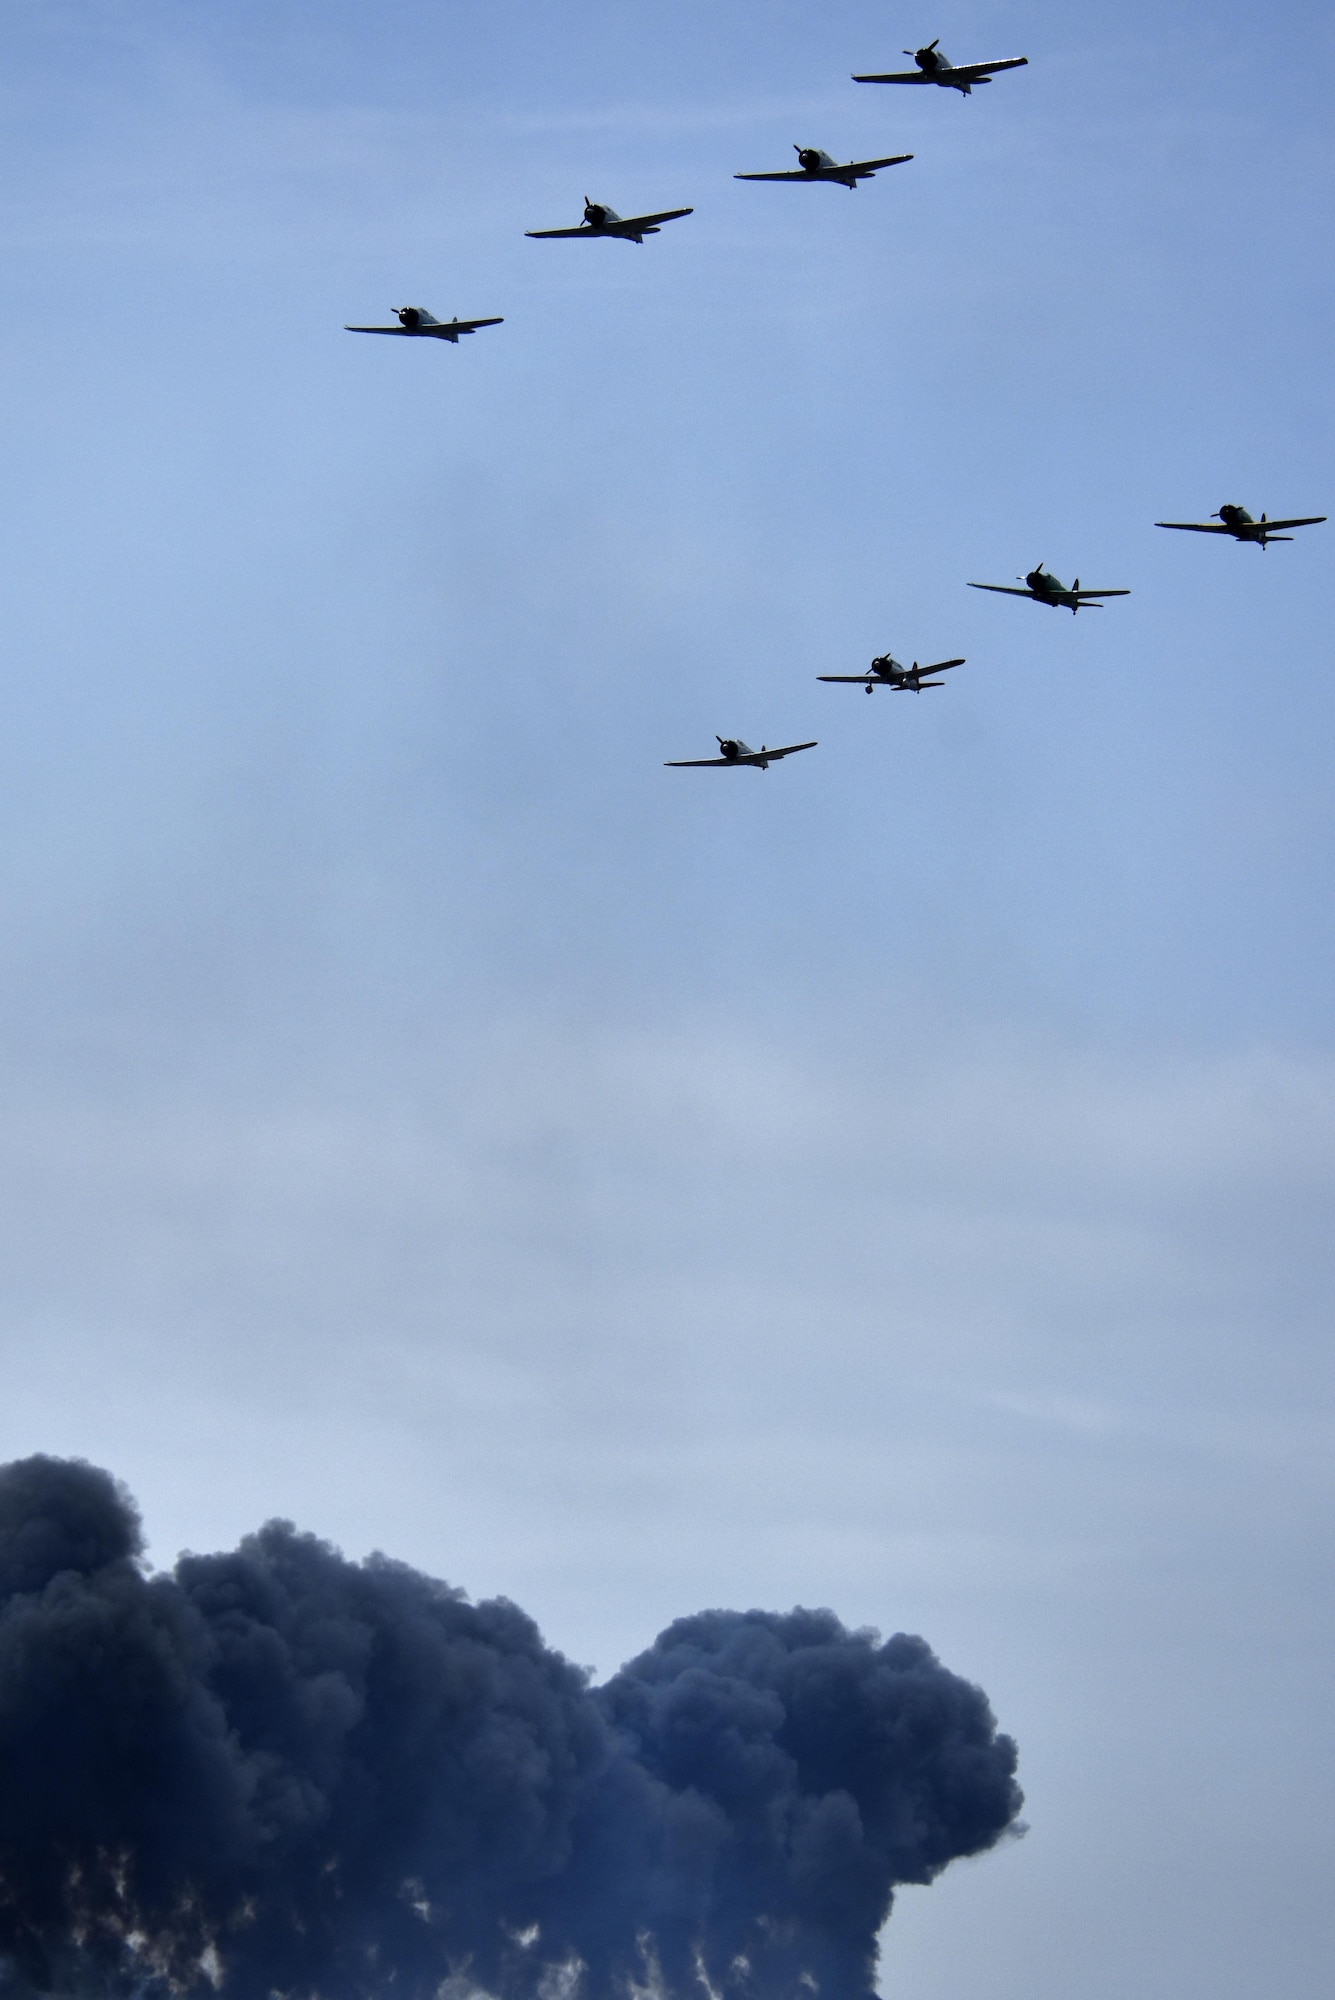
[0, 3, 1332, 1998]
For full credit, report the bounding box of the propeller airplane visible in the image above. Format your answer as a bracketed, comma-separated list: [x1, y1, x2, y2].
[853, 39, 1028, 96]
[818, 653, 966, 694]
[1155, 504, 1326, 549]
[735, 144, 913, 190]
[665, 737, 818, 770]
[969, 566, 1130, 614]
[344, 306, 503, 343]
[526, 198, 693, 244]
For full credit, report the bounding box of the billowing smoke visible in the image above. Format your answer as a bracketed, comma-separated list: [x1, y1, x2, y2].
[0, 1457, 1022, 2000]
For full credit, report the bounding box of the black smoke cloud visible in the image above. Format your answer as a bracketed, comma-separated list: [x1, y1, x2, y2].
[0, 1457, 1022, 2000]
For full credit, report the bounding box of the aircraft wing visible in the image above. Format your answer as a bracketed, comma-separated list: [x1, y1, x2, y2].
[623, 206, 693, 230]
[665, 755, 737, 766]
[526, 225, 600, 239]
[345, 317, 503, 338]
[854, 56, 1027, 83]
[946, 57, 1028, 81]
[817, 675, 876, 683]
[1155, 521, 1232, 533]
[1262, 515, 1326, 531]
[750, 740, 817, 761]
[920, 657, 966, 675]
[968, 583, 1034, 597]
[1075, 589, 1130, 598]
[736, 154, 911, 181]
[438, 316, 504, 336]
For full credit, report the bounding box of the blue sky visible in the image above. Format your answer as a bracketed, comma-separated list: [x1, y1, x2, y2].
[0, 3, 1332, 1998]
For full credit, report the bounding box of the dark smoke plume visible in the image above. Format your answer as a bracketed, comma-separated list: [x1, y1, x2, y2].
[0, 1457, 1022, 2000]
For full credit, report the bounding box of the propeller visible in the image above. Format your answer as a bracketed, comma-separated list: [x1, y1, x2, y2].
[907, 38, 940, 57]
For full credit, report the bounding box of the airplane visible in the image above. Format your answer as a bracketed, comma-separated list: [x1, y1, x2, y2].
[344, 305, 503, 343]
[526, 198, 693, 244]
[665, 737, 817, 769]
[735, 144, 912, 190]
[968, 566, 1130, 614]
[1155, 503, 1326, 549]
[818, 652, 966, 694]
[853, 39, 1028, 95]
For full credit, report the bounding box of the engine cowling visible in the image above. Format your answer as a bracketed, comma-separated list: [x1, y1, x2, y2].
[396, 307, 422, 328]
[797, 148, 822, 172]
[584, 203, 608, 226]
[718, 740, 741, 760]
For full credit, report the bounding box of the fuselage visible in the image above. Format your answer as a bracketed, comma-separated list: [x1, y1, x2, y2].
[1023, 569, 1093, 611]
[913, 46, 973, 92]
[795, 147, 859, 188]
[1217, 504, 1274, 544]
